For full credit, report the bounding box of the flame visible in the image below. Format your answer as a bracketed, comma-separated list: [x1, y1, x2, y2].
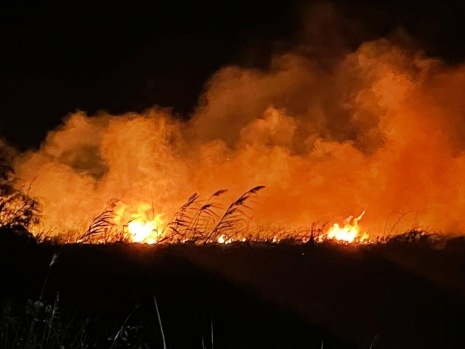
[10, 32, 465, 242]
[127, 214, 164, 244]
[217, 234, 233, 244]
[326, 211, 368, 243]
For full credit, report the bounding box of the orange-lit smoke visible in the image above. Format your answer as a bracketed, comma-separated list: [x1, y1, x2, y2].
[10, 36, 465, 241]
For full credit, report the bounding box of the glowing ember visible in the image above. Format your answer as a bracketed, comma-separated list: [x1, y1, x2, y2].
[327, 211, 368, 243]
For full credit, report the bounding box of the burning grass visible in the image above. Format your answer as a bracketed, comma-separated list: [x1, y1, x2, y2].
[27, 185, 392, 246]
[0, 155, 447, 247]
[75, 186, 268, 245]
[0, 179, 443, 247]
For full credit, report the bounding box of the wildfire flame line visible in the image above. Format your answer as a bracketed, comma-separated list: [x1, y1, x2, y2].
[74, 187, 371, 245]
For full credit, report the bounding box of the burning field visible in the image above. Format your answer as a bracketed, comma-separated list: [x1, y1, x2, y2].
[2, 36, 465, 244]
[2, 2, 465, 348]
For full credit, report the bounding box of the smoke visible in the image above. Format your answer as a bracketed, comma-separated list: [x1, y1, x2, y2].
[9, 6, 465, 239]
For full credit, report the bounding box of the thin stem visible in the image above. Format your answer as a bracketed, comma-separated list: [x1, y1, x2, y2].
[153, 295, 167, 349]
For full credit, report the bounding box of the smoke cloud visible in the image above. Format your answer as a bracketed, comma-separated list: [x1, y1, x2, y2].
[9, 7, 465, 239]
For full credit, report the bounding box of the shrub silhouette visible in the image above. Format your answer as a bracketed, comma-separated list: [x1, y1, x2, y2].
[0, 141, 40, 231]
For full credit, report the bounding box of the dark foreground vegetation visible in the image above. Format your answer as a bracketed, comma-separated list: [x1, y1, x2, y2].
[1, 228, 465, 349]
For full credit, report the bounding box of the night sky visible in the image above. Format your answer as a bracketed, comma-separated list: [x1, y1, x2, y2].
[1, 0, 465, 150]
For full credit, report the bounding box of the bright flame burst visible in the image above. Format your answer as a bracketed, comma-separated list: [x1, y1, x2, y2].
[217, 234, 233, 244]
[326, 211, 368, 243]
[121, 208, 372, 245]
[127, 214, 164, 244]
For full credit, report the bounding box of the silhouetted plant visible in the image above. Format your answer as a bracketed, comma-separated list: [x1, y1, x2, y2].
[0, 142, 40, 231]
[162, 192, 200, 243]
[187, 189, 226, 241]
[205, 185, 265, 243]
[80, 198, 119, 243]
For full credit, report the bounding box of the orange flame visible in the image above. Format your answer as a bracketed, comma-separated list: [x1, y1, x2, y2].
[122, 202, 165, 243]
[127, 215, 164, 244]
[217, 234, 232, 244]
[326, 211, 369, 243]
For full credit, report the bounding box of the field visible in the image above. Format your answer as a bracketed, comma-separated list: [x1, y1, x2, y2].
[1, 229, 465, 348]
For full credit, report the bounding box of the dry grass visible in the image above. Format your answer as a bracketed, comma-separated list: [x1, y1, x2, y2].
[71, 186, 271, 245]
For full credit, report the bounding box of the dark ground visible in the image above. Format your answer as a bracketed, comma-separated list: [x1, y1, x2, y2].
[1, 230, 465, 348]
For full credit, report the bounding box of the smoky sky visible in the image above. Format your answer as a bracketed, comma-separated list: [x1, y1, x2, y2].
[1, 0, 465, 150]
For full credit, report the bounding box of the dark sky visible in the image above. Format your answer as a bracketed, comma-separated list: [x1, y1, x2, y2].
[1, 0, 465, 150]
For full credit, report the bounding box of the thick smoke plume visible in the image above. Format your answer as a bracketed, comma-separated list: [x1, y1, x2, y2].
[10, 12, 465, 239]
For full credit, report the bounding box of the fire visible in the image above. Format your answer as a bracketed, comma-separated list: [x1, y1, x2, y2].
[326, 211, 368, 243]
[11, 37, 465, 242]
[217, 234, 232, 244]
[127, 214, 164, 244]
